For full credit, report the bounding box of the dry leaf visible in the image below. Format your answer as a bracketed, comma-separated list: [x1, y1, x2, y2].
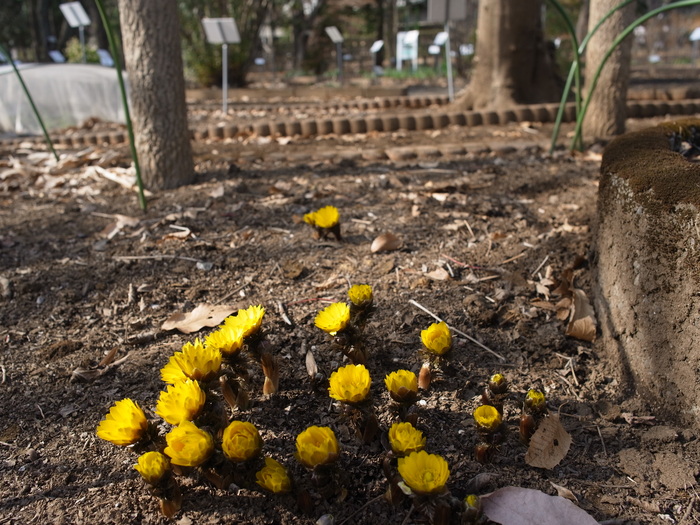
[425, 268, 451, 281]
[371, 233, 402, 253]
[161, 303, 236, 334]
[566, 289, 597, 342]
[549, 482, 578, 503]
[481, 487, 598, 525]
[95, 213, 141, 240]
[525, 415, 572, 469]
[305, 350, 318, 378]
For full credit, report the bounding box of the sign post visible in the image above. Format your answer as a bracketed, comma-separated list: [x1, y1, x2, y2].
[370, 40, 384, 76]
[324, 26, 344, 84]
[59, 2, 91, 64]
[202, 18, 241, 114]
[427, 0, 468, 101]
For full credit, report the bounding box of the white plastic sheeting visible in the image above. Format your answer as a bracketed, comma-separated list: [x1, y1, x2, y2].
[0, 63, 127, 135]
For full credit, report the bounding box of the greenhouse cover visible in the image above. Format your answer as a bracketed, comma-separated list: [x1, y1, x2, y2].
[0, 63, 127, 136]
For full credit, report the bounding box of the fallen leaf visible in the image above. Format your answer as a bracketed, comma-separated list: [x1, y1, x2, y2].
[161, 304, 236, 334]
[525, 415, 572, 469]
[371, 233, 402, 253]
[549, 482, 578, 503]
[425, 268, 451, 281]
[566, 289, 597, 342]
[481, 487, 598, 525]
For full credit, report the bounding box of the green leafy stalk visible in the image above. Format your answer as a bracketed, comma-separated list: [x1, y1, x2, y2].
[0, 42, 59, 161]
[571, 0, 700, 150]
[547, 0, 636, 153]
[93, 0, 147, 211]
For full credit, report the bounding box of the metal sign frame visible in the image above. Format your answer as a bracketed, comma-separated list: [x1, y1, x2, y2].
[324, 27, 344, 83]
[202, 18, 240, 114]
[59, 2, 91, 63]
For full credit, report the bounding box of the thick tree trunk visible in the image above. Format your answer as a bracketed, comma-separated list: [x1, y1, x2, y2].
[117, 0, 194, 190]
[582, 0, 634, 141]
[455, 0, 561, 110]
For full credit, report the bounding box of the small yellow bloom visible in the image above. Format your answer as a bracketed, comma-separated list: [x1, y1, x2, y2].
[155, 379, 206, 425]
[205, 325, 245, 357]
[162, 338, 221, 383]
[473, 405, 502, 432]
[222, 421, 263, 462]
[328, 364, 371, 403]
[295, 426, 340, 469]
[388, 422, 426, 456]
[224, 305, 265, 339]
[96, 398, 149, 446]
[348, 284, 373, 308]
[134, 451, 170, 485]
[398, 450, 450, 495]
[488, 373, 508, 394]
[420, 321, 452, 355]
[384, 369, 418, 403]
[525, 389, 547, 412]
[304, 205, 339, 229]
[163, 420, 214, 467]
[314, 302, 351, 335]
[256, 457, 292, 493]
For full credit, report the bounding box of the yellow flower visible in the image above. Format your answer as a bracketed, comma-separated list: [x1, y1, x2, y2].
[314, 302, 351, 335]
[525, 389, 547, 412]
[256, 457, 292, 493]
[155, 379, 206, 425]
[304, 205, 339, 228]
[384, 369, 418, 403]
[420, 321, 452, 355]
[348, 284, 373, 308]
[134, 451, 170, 485]
[295, 426, 340, 469]
[163, 420, 214, 467]
[473, 405, 502, 432]
[162, 338, 221, 383]
[328, 364, 371, 403]
[205, 325, 245, 357]
[388, 422, 426, 456]
[224, 305, 265, 339]
[488, 373, 508, 395]
[221, 421, 263, 462]
[96, 398, 149, 446]
[398, 450, 450, 495]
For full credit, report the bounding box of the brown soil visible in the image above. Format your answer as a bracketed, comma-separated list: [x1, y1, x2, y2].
[1, 104, 698, 525]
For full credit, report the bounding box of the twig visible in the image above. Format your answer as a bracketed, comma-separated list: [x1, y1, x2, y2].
[338, 494, 384, 525]
[440, 254, 486, 271]
[408, 299, 506, 362]
[0, 364, 5, 384]
[499, 251, 527, 265]
[277, 302, 293, 326]
[401, 504, 414, 525]
[531, 254, 550, 277]
[596, 425, 608, 457]
[215, 277, 253, 305]
[114, 254, 202, 263]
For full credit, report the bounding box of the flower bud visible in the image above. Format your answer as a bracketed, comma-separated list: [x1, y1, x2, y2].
[519, 413, 537, 444]
[418, 362, 432, 390]
[473, 405, 503, 433]
[488, 373, 508, 395]
[524, 389, 547, 414]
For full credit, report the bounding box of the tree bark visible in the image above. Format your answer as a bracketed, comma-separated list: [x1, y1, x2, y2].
[582, 0, 634, 141]
[454, 0, 561, 110]
[117, 0, 194, 190]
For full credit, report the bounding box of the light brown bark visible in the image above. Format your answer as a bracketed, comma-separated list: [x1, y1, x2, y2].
[455, 0, 561, 110]
[582, 0, 634, 141]
[117, 0, 194, 190]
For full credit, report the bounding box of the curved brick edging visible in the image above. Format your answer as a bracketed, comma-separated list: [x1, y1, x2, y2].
[595, 118, 700, 429]
[2, 97, 700, 149]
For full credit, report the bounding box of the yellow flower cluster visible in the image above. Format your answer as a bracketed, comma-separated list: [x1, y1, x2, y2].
[388, 422, 426, 456]
[303, 205, 340, 229]
[384, 369, 418, 403]
[205, 324, 245, 357]
[156, 379, 206, 425]
[164, 420, 214, 467]
[314, 302, 351, 335]
[473, 405, 502, 432]
[348, 284, 373, 308]
[420, 321, 452, 355]
[225, 305, 266, 339]
[295, 426, 340, 469]
[96, 398, 149, 446]
[161, 338, 222, 383]
[222, 421, 263, 463]
[328, 364, 371, 404]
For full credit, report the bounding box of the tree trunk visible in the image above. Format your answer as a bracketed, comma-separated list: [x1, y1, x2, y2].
[117, 0, 194, 190]
[454, 0, 561, 110]
[582, 0, 634, 141]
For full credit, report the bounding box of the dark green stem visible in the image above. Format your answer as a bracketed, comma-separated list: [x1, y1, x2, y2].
[571, 0, 700, 150]
[0, 42, 58, 161]
[94, 0, 147, 211]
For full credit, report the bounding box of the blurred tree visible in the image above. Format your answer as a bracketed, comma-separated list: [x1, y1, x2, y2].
[118, 0, 194, 190]
[583, 0, 635, 140]
[454, 0, 562, 109]
[179, 0, 272, 86]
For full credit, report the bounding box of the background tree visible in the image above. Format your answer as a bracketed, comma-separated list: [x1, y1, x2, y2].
[582, 0, 635, 141]
[454, 0, 562, 110]
[117, 0, 194, 190]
